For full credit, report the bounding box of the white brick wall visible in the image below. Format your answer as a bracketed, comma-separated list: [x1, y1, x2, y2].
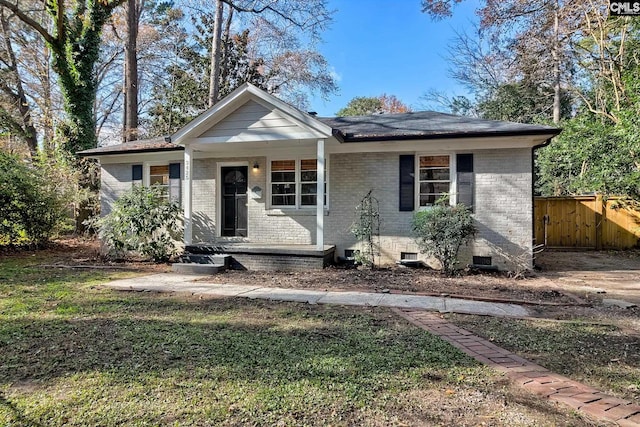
[189, 158, 216, 242]
[471, 148, 533, 270]
[187, 156, 316, 244]
[245, 157, 316, 244]
[100, 147, 534, 271]
[100, 164, 132, 216]
[325, 152, 420, 265]
[325, 149, 533, 270]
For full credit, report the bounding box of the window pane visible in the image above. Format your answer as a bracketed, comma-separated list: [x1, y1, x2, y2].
[420, 168, 449, 181]
[301, 170, 317, 182]
[271, 160, 295, 171]
[272, 194, 295, 206]
[301, 195, 317, 205]
[301, 159, 317, 170]
[420, 182, 450, 194]
[419, 155, 450, 207]
[301, 183, 317, 195]
[420, 194, 438, 206]
[271, 171, 295, 183]
[150, 165, 169, 175]
[270, 158, 327, 208]
[150, 176, 165, 185]
[420, 156, 449, 167]
[272, 183, 296, 194]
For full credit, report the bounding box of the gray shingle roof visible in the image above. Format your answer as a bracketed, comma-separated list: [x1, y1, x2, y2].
[78, 137, 184, 156]
[318, 111, 560, 142]
[79, 111, 560, 156]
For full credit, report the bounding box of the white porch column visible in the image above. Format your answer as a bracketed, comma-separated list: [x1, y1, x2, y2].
[316, 139, 325, 250]
[184, 145, 193, 245]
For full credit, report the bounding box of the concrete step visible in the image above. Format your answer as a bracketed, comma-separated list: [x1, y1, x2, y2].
[171, 263, 225, 275]
[178, 254, 232, 267]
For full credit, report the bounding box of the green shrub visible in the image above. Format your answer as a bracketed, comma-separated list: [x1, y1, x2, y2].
[412, 201, 476, 275]
[0, 152, 68, 245]
[94, 185, 182, 261]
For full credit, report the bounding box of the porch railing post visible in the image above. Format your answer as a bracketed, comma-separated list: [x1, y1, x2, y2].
[184, 145, 193, 245]
[316, 139, 325, 250]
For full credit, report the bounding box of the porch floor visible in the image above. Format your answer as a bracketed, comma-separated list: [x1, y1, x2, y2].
[184, 243, 336, 271]
[186, 243, 335, 256]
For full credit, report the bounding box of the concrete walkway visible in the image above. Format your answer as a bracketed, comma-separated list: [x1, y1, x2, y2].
[105, 273, 640, 426]
[106, 273, 530, 317]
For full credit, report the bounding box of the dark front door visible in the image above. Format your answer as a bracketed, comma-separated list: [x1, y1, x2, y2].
[221, 166, 248, 237]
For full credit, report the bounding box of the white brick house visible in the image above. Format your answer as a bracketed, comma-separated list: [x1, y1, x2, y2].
[81, 83, 560, 271]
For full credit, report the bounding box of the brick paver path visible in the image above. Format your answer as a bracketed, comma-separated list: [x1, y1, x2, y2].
[394, 309, 640, 426]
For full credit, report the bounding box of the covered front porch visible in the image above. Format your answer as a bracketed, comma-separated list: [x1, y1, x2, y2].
[172, 84, 334, 258]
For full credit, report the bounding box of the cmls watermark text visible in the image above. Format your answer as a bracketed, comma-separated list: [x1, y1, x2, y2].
[610, 1, 640, 15]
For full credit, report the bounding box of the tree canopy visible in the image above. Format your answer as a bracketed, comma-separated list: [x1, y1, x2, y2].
[336, 95, 410, 117]
[422, 1, 640, 201]
[0, 0, 337, 154]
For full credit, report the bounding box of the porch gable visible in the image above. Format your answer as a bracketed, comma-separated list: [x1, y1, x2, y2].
[171, 83, 333, 147]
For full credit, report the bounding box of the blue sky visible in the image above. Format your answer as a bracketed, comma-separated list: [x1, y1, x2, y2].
[309, 0, 481, 116]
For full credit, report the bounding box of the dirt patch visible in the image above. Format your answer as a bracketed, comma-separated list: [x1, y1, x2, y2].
[535, 250, 640, 304]
[5, 238, 638, 311]
[0, 237, 171, 274]
[215, 267, 587, 305]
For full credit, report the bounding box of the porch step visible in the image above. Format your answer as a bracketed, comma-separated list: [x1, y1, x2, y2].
[171, 254, 232, 275]
[171, 263, 225, 275]
[178, 254, 231, 267]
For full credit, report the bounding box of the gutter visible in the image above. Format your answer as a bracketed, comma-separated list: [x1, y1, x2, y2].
[340, 129, 562, 143]
[77, 146, 185, 157]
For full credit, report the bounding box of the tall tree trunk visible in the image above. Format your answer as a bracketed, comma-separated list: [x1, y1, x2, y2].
[219, 6, 234, 97]
[208, 0, 224, 107]
[42, 43, 55, 154]
[123, 0, 139, 141]
[552, 0, 561, 124]
[0, 10, 38, 157]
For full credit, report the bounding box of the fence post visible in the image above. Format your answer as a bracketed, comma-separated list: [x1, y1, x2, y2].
[595, 194, 603, 250]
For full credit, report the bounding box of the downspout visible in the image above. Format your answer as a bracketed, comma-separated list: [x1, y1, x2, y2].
[531, 138, 553, 267]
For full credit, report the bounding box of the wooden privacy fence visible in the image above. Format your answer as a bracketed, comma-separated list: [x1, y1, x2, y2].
[534, 196, 640, 249]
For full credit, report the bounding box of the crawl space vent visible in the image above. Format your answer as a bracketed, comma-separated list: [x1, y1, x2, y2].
[401, 252, 418, 260]
[472, 256, 492, 266]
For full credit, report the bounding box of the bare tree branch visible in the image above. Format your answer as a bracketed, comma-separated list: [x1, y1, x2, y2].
[0, 0, 55, 45]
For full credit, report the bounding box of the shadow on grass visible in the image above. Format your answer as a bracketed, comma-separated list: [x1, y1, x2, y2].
[0, 297, 473, 385]
[0, 392, 45, 427]
[0, 293, 598, 426]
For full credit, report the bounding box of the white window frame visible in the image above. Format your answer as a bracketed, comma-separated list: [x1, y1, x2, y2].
[142, 161, 171, 198]
[267, 156, 329, 209]
[415, 153, 457, 209]
[143, 161, 171, 187]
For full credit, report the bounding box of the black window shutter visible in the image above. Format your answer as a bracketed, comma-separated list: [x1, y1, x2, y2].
[456, 154, 474, 210]
[169, 163, 180, 179]
[169, 163, 181, 204]
[457, 153, 473, 173]
[399, 155, 415, 211]
[132, 164, 143, 181]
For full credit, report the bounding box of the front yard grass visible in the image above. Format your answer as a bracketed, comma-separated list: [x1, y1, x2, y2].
[0, 253, 597, 426]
